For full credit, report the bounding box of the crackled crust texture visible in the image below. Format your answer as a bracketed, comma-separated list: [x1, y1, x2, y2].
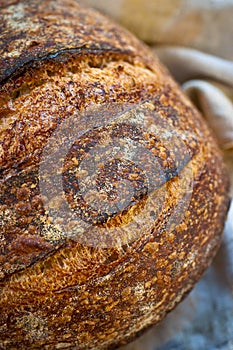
[0, 1, 230, 349]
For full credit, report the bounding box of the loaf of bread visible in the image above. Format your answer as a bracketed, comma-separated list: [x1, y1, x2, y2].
[0, 1, 230, 349]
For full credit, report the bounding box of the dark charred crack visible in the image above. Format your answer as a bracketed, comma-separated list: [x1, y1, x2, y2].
[0, 46, 135, 86]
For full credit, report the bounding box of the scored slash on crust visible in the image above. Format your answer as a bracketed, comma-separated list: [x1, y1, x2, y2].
[39, 100, 195, 248]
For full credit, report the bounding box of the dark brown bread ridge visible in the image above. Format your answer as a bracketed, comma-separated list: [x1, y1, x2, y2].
[0, 1, 230, 349]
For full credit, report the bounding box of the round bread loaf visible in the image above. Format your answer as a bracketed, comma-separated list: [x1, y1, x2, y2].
[0, 1, 230, 349]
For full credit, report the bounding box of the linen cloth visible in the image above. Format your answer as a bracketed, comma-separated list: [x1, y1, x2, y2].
[82, 1, 233, 349]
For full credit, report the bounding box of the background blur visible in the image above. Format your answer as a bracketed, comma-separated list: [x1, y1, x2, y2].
[82, 0, 233, 59]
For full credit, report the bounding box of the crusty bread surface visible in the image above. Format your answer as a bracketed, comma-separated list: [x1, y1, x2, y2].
[0, 1, 229, 349]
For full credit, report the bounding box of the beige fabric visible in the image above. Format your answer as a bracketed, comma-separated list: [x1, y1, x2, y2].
[183, 80, 233, 150]
[153, 47, 233, 87]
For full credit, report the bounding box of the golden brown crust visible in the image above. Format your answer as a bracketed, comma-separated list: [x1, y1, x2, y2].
[0, 0, 165, 84]
[0, 1, 230, 349]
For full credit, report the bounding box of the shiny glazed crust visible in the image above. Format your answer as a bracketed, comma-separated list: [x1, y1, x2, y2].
[0, 1, 230, 349]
